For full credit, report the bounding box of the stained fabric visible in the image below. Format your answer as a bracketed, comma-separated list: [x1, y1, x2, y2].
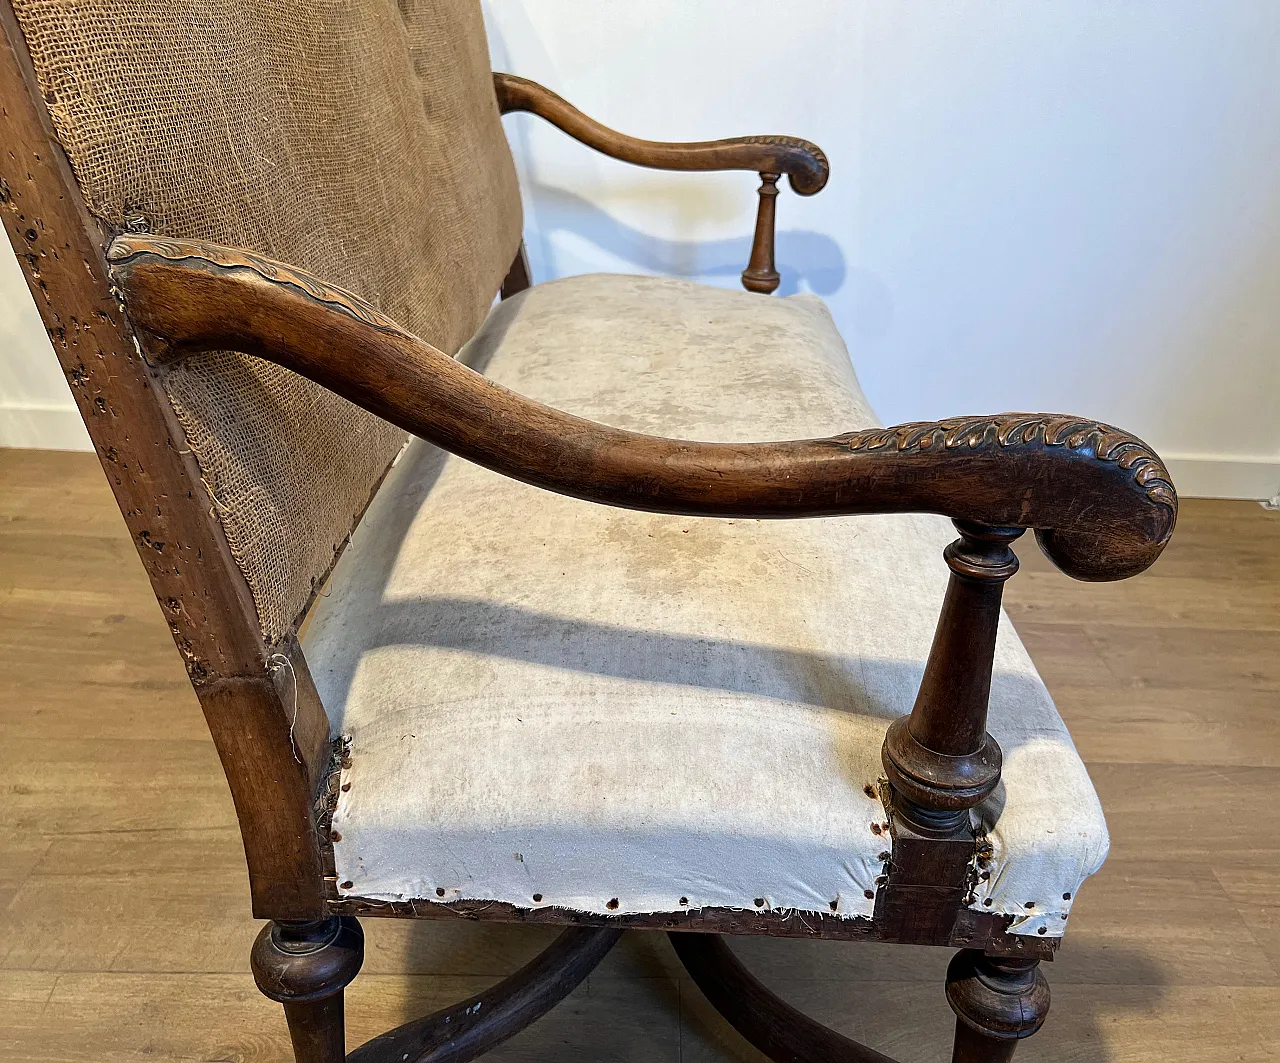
[302, 275, 1109, 935]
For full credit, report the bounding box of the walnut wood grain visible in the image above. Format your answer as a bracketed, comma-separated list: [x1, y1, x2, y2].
[7, 446, 1271, 1058]
[252, 917, 365, 1063]
[874, 526, 1019, 946]
[873, 779, 982, 946]
[0, 9, 1191, 1059]
[493, 72, 829, 195]
[108, 234, 1177, 583]
[946, 951, 1051, 1063]
[882, 522, 1023, 839]
[742, 173, 781, 293]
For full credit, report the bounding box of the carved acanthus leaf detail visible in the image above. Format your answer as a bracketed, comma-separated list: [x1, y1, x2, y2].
[837, 414, 1177, 526]
[107, 234, 407, 337]
[739, 133, 830, 172]
[737, 134, 829, 194]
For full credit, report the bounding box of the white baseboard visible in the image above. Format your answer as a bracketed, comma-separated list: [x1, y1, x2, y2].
[1164, 454, 1280, 503]
[1, 402, 1275, 502]
[0, 403, 93, 452]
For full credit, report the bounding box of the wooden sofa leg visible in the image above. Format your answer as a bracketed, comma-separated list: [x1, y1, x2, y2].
[945, 950, 1050, 1063]
[251, 916, 365, 1063]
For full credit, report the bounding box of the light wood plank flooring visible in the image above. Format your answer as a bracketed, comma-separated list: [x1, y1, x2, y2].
[1, 447, 1277, 1062]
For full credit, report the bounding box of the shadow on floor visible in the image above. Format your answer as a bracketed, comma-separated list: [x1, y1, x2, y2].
[375, 919, 1165, 1063]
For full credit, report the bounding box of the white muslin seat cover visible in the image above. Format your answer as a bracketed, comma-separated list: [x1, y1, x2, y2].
[302, 273, 1109, 937]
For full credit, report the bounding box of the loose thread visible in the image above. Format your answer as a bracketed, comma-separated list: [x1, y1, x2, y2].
[268, 652, 300, 763]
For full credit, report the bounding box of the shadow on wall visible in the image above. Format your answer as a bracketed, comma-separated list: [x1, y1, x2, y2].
[522, 180, 849, 299]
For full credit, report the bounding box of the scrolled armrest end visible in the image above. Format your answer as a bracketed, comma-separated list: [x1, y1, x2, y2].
[1036, 523, 1168, 583]
[492, 72, 829, 195]
[737, 134, 829, 195]
[1034, 422, 1177, 581]
[840, 415, 1177, 581]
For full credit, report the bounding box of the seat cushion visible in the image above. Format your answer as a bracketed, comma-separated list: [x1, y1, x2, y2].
[302, 273, 1109, 937]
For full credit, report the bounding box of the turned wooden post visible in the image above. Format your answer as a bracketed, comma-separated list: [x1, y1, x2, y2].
[882, 521, 1023, 835]
[741, 172, 781, 293]
[251, 917, 364, 1063]
[947, 950, 1051, 1063]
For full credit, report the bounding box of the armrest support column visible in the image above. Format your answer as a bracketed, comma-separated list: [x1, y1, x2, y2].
[741, 173, 781, 294]
[492, 72, 829, 294]
[882, 522, 1023, 835]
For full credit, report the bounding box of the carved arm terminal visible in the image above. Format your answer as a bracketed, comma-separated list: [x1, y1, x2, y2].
[493, 72, 830, 293]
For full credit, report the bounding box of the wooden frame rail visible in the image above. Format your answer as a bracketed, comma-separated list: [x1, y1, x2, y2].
[493, 72, 830, 293]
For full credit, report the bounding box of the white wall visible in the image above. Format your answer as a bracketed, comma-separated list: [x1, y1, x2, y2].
[3, 1, 1277, 497]
[483, 0, 1280, 500]
[0, 237, 90, 449]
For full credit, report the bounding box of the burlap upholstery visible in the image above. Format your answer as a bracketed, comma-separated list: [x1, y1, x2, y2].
[12, 0, 523, 640]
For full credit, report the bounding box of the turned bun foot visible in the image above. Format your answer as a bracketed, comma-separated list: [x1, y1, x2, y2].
[946, 949, 1050, 1063]
[251, 916, 364, 1063]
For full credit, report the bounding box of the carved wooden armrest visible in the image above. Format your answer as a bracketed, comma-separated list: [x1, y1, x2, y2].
[493, 72, 829, 294]
[107, 234, 1175, 583]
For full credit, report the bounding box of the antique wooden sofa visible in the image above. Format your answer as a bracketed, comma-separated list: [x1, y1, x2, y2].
[0, 1, 1176, 1060]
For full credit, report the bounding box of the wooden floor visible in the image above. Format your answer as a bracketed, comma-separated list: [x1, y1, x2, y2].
[2, 447, 1278, 1062]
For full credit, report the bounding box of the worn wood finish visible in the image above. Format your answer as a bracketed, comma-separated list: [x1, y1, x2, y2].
[946, 951, 1051, 1063]
[872, 791, 982, 947]
[883, 523, 1023, 834]
[1, 14, 1184, 1056]
[107, 235, 1176, 583]
[3, 470, 1274, 1060]
[347, 927, 621, 1063]
[741, 172, 782, 293]
[0, 4, 263, 687]
[327, 897, 1057, 960]
[671, 932, 897, 1063]
[493, 72, 829, 195]
[0, 3, 329, 922]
